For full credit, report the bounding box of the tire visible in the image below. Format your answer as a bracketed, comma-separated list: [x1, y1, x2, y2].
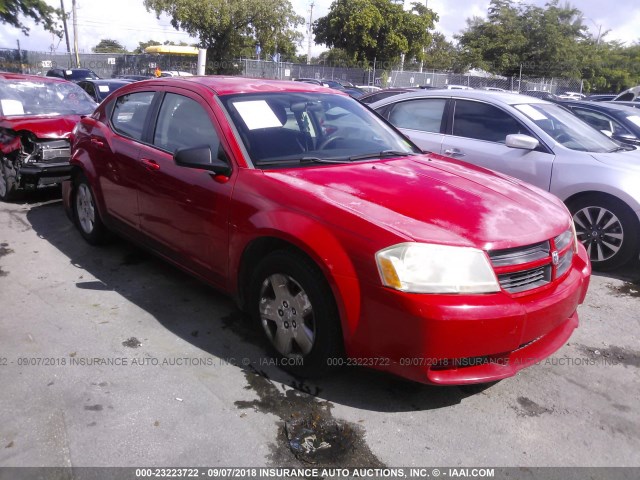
[0, 158, 19, 202]
[73, 173, 109, 245]
[568, 194, 640, 271]
[248, 250, 344, 377]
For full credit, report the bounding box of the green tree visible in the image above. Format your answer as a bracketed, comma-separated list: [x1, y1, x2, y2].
[1, 0, 60, 35]
[134, 39, 162, 54]
[143, 0, 304, 74]
[92, 39, 128, 53]
[457, 0, 589, 77]
[313, 0, 437, 65]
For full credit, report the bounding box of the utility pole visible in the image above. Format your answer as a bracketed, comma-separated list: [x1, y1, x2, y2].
[60, 0, 72, 58]
[72, 0, 80, 67]
[307, 2, 314, 65]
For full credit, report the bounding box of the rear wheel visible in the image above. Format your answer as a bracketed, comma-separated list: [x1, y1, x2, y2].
[73, 173, 109, 245]
[568, 194, 639, 270]
[248, 250, 343, 377]
[0, 158, 18, 201]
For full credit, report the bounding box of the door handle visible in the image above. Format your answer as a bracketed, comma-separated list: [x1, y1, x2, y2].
[444, 148, 466, 158]
[90, 138, 105, 148]
[141, 158, 160, 171]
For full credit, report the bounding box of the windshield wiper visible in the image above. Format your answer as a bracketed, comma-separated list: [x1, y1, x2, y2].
[348, 150, 417, 161]
[254, 156, 349, 167]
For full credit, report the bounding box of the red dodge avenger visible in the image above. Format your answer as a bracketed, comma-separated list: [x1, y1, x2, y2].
[63, 76, 591, 385]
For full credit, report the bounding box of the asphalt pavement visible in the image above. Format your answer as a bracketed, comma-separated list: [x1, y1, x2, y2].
[0, 191, 638, 469]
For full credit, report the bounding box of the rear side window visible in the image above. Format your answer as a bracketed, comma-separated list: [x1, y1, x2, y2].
[453, 100, 526, 143]
[388, 99, 447, 133]
[111, 92, 155, 141]
[153, 93, 220, 154]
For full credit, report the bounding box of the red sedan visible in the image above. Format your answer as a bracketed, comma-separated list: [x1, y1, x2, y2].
[0, 73, 96, 200]
[63, 76, 591, 385]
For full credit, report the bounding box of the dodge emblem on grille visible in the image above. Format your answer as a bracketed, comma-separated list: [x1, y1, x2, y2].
[551, 250, 559, 265]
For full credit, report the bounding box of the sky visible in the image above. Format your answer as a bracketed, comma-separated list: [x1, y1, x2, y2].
[1, 0, 638, 57]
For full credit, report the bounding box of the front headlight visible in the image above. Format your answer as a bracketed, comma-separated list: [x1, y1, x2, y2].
[375, 243, 500, 294]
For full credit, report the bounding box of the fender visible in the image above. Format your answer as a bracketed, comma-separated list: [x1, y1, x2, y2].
[230, 210, 363, 347]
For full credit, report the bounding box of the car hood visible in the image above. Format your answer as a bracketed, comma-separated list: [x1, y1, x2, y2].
[0, 115, 82, 139]
[267, 154, 570, 250]
[591, 147, 640, 171]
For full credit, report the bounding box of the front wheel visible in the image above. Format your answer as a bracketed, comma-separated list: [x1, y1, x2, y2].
[0, 158, 18, 202]
[248, 250, 343, 377]
[568, 194, 640, 270]
[73, 173, 109, 245]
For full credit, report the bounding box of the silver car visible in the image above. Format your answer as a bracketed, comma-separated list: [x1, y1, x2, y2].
[372, 90, 640, 270]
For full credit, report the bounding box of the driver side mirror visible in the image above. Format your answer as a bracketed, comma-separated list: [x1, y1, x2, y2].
[174, 145, 231, 177]
[505, 134, 539, 151]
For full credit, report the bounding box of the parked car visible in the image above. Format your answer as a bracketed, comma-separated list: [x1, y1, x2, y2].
[319, 79, 366, 99]
[557, 91, 585, 100]
[523, 90, 560, 101]
[0, 73, 97, 200]
[558, 100, 640, 147]
[77, 79, 133, 103]
[613, 86, 640, 102]
[115, 74, 153, 81]
[444, 85, 473, 90]
[359, 87, 418, 105]
[63, 76, 590, 385]
[293, 78, 327, 86]
[585, 94, 616, 102]
[372, 89, 640, 270]
[46, 68, 100, 82]
[159, 71, 193, 77]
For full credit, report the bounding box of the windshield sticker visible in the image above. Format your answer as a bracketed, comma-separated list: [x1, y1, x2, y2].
[233, 100, 283, 130]
[626, 115, 640, 128]
[1, 99, 25, 115]
[516, 104, 548, 121]
[98, 85, 110, 93]
[65, 70, 73, 75]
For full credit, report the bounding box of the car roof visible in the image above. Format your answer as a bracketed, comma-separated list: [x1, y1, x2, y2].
[370, 88, 550, 106]
[124, 75, 337, 96]
[0, 72, 67, 84]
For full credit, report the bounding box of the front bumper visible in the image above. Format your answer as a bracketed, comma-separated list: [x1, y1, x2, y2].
[19, 162, 72, 189]
[350, 244, 591, 385]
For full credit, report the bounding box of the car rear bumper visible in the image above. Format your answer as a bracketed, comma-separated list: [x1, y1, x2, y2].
[350, 244, 591, 385]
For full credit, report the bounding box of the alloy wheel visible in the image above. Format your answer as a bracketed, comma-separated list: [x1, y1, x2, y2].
[573, 206, 623, 263]
[258, 273, 316, 357]
[76, 184, 96, 234]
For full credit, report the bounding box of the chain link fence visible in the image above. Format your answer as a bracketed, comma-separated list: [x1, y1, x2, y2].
[1, 47, 584, 94]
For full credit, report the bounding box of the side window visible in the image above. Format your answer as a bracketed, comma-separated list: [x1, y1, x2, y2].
[111, 91, 155, 141]
[388, 99, 447, 133]
[453, 100, 527, 143]
[572, 108, 633, 137]
[153, 93, 220, 154]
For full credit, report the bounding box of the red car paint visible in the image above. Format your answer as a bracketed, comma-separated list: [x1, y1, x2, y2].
[0, 115, 82, 140]
[63, 76, 591, 385]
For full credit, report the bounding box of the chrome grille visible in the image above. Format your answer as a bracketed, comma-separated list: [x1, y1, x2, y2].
[497, 265, 552, 293]
[489, 241, 550, 267]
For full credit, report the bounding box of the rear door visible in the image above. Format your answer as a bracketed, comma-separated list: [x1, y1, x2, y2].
[441, 99, 555, 191]
[98, 90, 156, 228]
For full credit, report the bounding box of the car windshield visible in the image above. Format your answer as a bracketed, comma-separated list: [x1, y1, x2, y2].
[0, 79, 97, 116]
[515, 103, 620, 152]
[219, 92, 418, 167]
